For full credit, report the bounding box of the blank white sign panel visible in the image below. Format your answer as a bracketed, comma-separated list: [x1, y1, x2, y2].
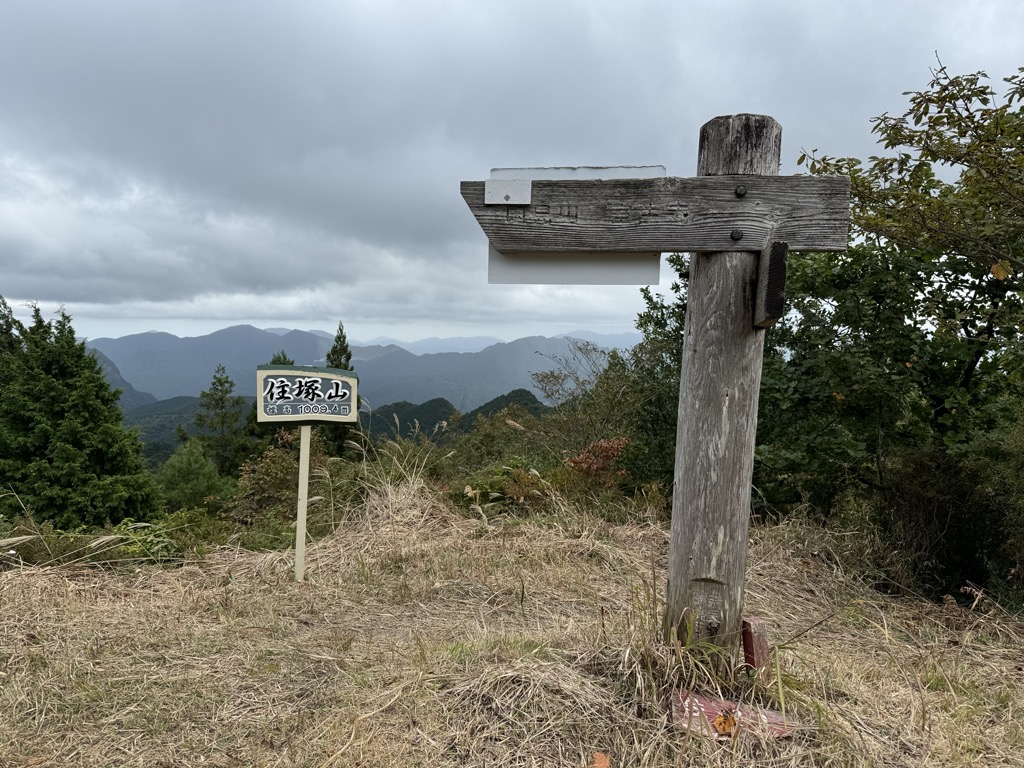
[485, 165, 666, 285]
[488, 245, 661, 285]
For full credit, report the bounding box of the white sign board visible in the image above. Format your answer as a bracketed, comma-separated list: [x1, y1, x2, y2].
[256, 365, 359, 424]
[485, 166, 666, 285]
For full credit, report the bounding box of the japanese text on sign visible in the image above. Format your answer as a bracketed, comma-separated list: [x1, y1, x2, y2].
[256, 366, 359, 424]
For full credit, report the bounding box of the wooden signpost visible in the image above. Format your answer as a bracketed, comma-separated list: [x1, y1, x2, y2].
[462, 114, 850, 654]
[256, 365, 359, 582]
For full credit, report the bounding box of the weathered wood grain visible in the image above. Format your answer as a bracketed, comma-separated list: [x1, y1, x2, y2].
[663, 114, 780, 653]
[295, 424, 311, 583]
[461, 174, 849, 254]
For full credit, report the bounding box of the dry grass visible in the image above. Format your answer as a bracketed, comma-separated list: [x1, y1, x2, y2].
[1, 473, 1023, 767]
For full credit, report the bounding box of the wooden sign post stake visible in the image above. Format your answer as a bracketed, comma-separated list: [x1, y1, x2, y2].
[461, 114, 850, 657]
[295, 423, 312, 582]
[663, 115, 780, 650]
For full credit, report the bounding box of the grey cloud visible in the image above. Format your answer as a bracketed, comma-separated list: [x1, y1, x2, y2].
[1, 1, 1022, 340]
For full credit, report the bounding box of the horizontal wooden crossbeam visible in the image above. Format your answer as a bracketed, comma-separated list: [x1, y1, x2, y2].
[461, 174, 850, 254]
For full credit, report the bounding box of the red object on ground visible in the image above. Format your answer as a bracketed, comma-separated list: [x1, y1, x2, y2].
[672, 690, 794, 741]
[742, 616, 771, 670]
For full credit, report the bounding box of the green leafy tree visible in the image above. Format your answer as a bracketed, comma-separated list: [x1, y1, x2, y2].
[0, 299, 159, 529]
[627, 253, 694, 491]
[803, 65, 1024, 445]
[633, 65, 1024, 596]
[531, 340, 638, 460]
[0, 299, 19, 356]
[796, 65, 1024, 593]
[195, 364, 249, 476]
[156, 439, 231, 512]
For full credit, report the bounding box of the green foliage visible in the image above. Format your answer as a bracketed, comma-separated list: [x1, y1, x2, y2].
[526, 336, 678, 503]
[0, 512, 92, 565]
[460, 463, 554, 518]
[223, 427, 361, 549]
[225, 428, 324, 549]
[323, 320, 358, 458]
[796, 66, 1024, 595]
[325, 322, 353, 371]
[806, 65, 1024, 279]
[633, 65, 1024, 598]
[125, 395, 204, 468]
[368, 398, 456, 439]
[442, 405, 559, 478]
[103, 519, 180, 562]
[802, 69, 1024, 444]
[226, 429, 302, 531]
[159, 506, 234, 556]
[977, 409, 1024, 604]
[0, 299, 159, 529]
[195, 364, 251, 477]
[269, 349, 295, 366]
[869, 447, 1003, 596]
[454, 388, 550, 431]
[532, 341, 635, 445]
[438, 350, 657, 522]
[753, 247, 931, 513]
[0, 510, 186, 566]
[156, 439, 232, 513]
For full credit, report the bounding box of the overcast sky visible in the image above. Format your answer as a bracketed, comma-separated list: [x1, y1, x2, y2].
[1, 1, 1021, 343]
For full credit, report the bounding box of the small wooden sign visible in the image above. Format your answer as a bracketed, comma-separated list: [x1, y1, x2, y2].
[255, 365, 359, 583]
[256, 365, 359, 424]
[462, 174, 850, 256]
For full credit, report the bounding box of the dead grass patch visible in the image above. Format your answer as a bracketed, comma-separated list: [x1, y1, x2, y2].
[1, 481, 1022, 767]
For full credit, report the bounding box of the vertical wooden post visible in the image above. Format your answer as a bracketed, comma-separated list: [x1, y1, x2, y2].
[663, 115, 782, 651]
[295, 424, 312, 582]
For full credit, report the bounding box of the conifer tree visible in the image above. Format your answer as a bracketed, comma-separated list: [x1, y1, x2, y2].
[0, 299, 158, 528]
[195, 364, 249, 476]
[157, 439, 230, 512]
[326, 321, 352, 370]
[323, 320, 358, 457]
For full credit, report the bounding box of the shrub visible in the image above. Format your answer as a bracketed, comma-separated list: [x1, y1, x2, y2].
[156, 439, 233, 513]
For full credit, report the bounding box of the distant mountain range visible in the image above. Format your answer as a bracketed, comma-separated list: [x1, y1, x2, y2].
[87, 325, 640, 412]
[351, 330, 641, 356]
[90, 349, 158, 411]
[353, 335, 505, 355]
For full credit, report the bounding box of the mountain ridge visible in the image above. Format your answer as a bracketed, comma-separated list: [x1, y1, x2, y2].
[88, 326, 638, 412]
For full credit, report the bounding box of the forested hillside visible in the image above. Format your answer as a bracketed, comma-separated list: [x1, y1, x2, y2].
[90, 349, 157, 410]
[364, 388, 549, 439]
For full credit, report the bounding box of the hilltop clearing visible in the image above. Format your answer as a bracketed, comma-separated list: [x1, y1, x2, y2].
[1, 475, 1022, 767]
